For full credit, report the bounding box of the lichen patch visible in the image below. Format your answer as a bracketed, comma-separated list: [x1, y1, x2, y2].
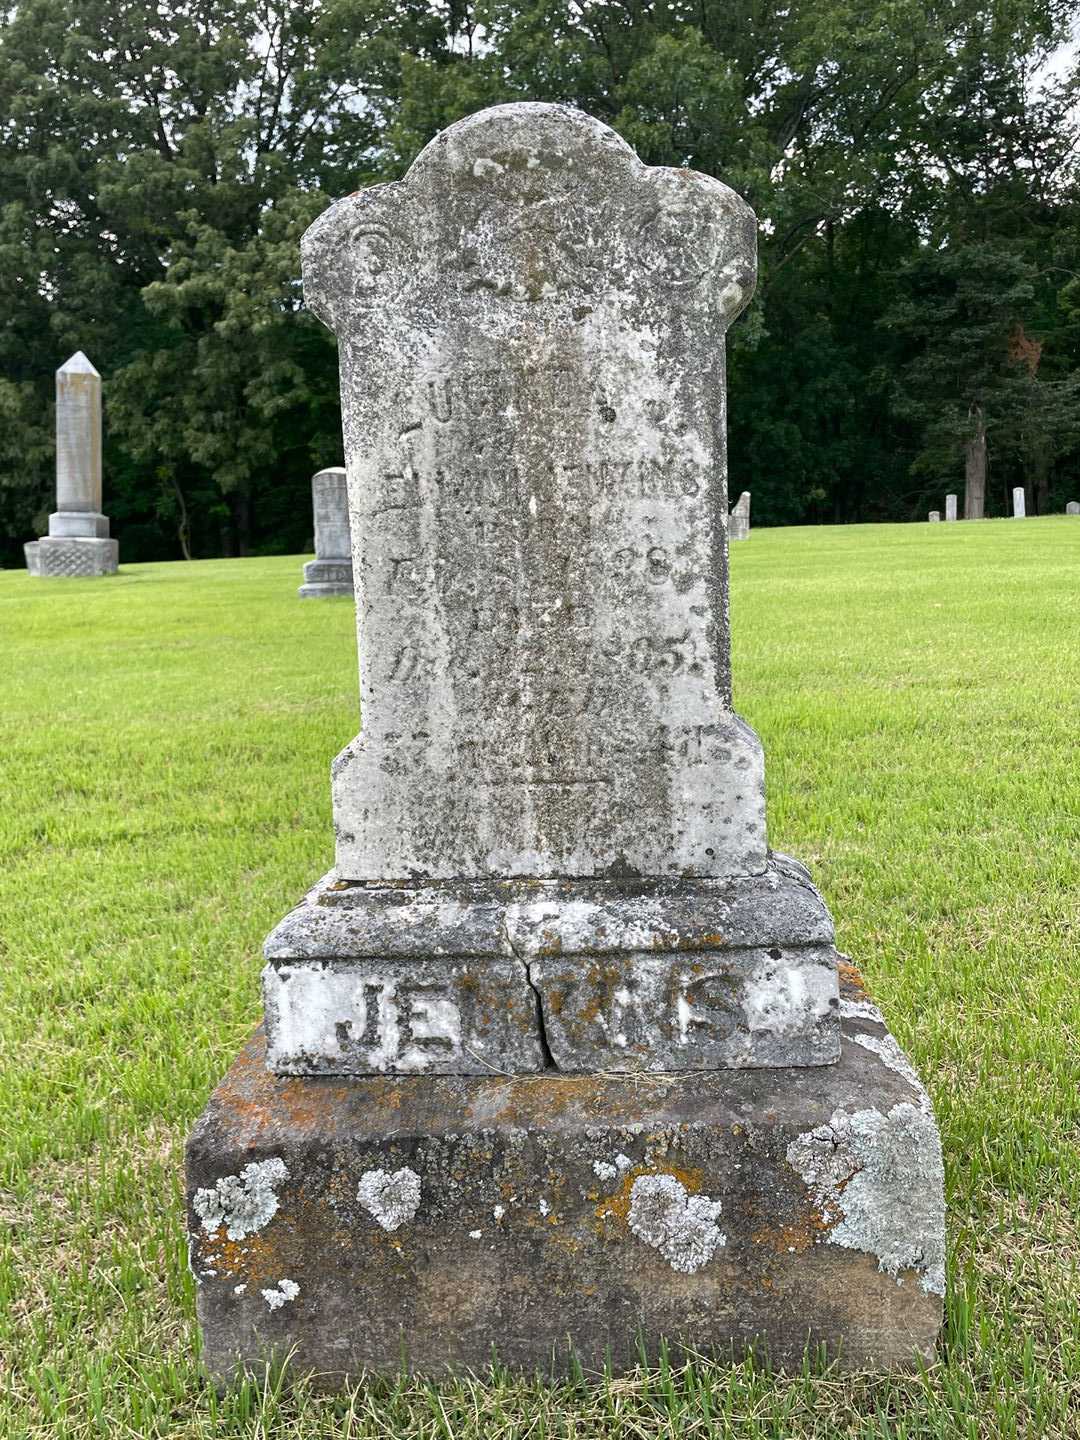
[192, 1157, 288, 1241]
[786, 1103, 946, 1295]
[627, 1173, 726, 1274]
[849, 1032, 932, 1113]
[356, 1167, 422, 1231]
[261, 1278, 299, 1311]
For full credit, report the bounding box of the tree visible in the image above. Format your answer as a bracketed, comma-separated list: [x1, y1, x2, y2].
[2, 0, 1080, 560]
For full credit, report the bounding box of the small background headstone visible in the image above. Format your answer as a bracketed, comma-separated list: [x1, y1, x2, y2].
[1067, 501, 1079, 514]
[945, 493, 958, 521]
[298, 467, 353, 598]
[1012, 487, 1025, 518]
[928, 511, 941, 523]
[729, 489, 751, 541]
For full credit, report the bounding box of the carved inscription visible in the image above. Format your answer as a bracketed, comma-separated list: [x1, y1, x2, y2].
[335, 979, 461, 1067]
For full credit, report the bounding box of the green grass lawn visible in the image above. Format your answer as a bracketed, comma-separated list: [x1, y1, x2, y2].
[1, 518, 1078, 1438]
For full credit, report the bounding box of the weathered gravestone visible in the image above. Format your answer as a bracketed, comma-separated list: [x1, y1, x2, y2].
[299, 467, 354, 598]
[29, 354, 119, 577]
[1012, 487, 1025, 518]
[945, 493, 958, 522]
[928, 511, 941, 523]
[186, 104, 944, 1384]
[729, 490, 751, 541]
[1067, 501, 1079, 515]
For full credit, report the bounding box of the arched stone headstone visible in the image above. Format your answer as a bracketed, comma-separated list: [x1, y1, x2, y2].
[188, 104, 943, 1384]
[300, 104, 765, 883]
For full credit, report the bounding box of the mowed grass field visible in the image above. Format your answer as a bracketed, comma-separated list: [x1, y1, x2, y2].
[1, 517, 1078, 1439]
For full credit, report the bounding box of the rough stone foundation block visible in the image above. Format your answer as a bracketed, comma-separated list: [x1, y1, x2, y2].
[262, 854, 840, 1075]
[186, 971, 944, 1384]
[299, 558, 354, 599]
[36, 536, 118, 577]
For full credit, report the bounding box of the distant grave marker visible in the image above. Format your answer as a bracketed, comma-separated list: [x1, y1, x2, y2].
[729, 489, 751, 541]
[29, 354, 118, 577]
[298, 467, 353, 598]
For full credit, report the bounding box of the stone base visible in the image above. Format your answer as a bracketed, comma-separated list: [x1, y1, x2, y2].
[35, 536, 118, 577]
[262, 854, 840, 1075]
[48, 509, 111, 538]
[186, 971, 944, 1384]
[299, 558, 353, 598]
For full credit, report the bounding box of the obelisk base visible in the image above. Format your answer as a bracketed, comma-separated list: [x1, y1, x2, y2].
[34, 536, 118, 577]
[185, 970, 944, 1385]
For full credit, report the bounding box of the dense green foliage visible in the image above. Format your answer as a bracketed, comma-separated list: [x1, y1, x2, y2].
[3, 519, 1079, 1434]
[2, 1, 1080, 562]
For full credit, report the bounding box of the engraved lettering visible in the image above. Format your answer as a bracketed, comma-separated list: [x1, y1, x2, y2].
[398, 984, 458, 1055]
[360, 984, 382, 1046]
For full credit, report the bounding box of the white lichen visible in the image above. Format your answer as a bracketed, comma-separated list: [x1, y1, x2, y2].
[839, 997, 886, 1026]
[615, 1153, 634, 1172]
[192, 1157, 288, 1240]
[786, 1103, 946, 1295]
[469, 1229, 482, 1239]
[234, 1284, 246, 1296]
[538, 1198, 550, 1216]
[849, 1032, 932, 1113]
[592, 1160, 618, 1182]
[492, 1205, 505, 1220]
[627, 1174, 726, 1274]
[356, 1167, 422, 1231]
[261, 1278, 299, 1311]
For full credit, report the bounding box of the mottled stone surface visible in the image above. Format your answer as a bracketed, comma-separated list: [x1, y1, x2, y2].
[301, 102, 765, 883]
[945, 494, 957, 522]
[729, 490, 750, 541]
[1012, 487, 1025, 518]
[262, 854, 839, 1074]
[1067, 500, 1079, 514]
[187, 969, 944, 1382]
[29, 353, 118, 575]
[928, 511, 940, 523]
[300, 468, 353, 598]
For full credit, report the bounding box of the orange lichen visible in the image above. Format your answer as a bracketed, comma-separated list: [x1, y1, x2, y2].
[750, 1208, 834, 1254]
[594, 1164, 706, 1227]
[838, 961, 870, 1000]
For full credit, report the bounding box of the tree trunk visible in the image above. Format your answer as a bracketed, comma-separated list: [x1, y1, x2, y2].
[229, 488, 252, 556]
[169, 476, 193, 561]
[964, 403, 986, 519]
